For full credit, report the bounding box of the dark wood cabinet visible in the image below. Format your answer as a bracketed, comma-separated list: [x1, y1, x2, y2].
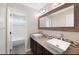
[30, 37, 53, 55]
[42, 47, 52, 55]
[36, 43, 43, 55]
[30, 38, 37, 54]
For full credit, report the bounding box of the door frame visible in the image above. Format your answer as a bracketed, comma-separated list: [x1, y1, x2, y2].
[6, 7, 12, 54]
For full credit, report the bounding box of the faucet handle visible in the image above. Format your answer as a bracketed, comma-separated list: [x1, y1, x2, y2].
[60, 34, 63, 37]
[60, 34, 64, 40]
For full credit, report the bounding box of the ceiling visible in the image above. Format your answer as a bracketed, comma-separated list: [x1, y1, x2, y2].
[22, 3, 47, 10]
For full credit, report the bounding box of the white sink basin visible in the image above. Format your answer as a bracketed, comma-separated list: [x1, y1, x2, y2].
[31, 33, 43, 38]
[47, 38, 71, 53]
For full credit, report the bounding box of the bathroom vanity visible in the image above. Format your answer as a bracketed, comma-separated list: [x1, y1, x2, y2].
[30, 35, 65, 55]
[30, 34, 79, 55]
[30, 37, 55, 55]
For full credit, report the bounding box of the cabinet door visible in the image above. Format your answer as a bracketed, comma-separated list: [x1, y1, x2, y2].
[43, 47, 53, 55]
[33, 40, 37, 54]
[30, 38, 37, 54]
[30, 38, 33, 52]
[37, 43, 43, 55]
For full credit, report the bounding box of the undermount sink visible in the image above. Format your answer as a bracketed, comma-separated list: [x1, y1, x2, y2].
[31, 33, 43, 38]
[47, 38, 71, 53]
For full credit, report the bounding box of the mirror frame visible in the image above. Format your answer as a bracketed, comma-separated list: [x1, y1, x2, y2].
[38, 3, 79, 32]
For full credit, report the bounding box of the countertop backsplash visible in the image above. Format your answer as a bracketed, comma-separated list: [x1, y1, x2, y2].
[39, 30, 79, 44]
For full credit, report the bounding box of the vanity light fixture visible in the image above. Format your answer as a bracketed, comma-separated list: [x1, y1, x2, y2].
[37, 10, 46, 17]
[40, 9, 46, 14]
[42, 9, 46, 13]
[53, 3, 60, 6]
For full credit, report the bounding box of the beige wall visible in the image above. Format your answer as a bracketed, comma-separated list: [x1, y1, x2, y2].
[0, 4, 7, 54]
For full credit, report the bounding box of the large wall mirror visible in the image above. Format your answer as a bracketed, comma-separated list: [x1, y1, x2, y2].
[40, 5, 74, 27]
[38, 3, 79, 32]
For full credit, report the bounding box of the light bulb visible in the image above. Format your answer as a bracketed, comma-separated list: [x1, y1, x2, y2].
[53, 3, 59, 5]
[42, 10, 46, 12]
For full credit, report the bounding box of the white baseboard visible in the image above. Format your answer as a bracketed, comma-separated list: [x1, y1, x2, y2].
[25, 49, 31, 53]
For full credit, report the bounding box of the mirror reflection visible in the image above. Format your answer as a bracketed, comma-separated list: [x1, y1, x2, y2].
[40, 5, 74, 27]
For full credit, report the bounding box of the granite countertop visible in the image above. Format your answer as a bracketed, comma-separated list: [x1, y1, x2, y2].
[31, 35, 79, 54]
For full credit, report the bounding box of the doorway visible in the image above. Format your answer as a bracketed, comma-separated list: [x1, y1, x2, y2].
[7, 7, 27, 54]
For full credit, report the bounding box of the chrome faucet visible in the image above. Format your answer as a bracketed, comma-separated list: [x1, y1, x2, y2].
[60, 34, 64, 40]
